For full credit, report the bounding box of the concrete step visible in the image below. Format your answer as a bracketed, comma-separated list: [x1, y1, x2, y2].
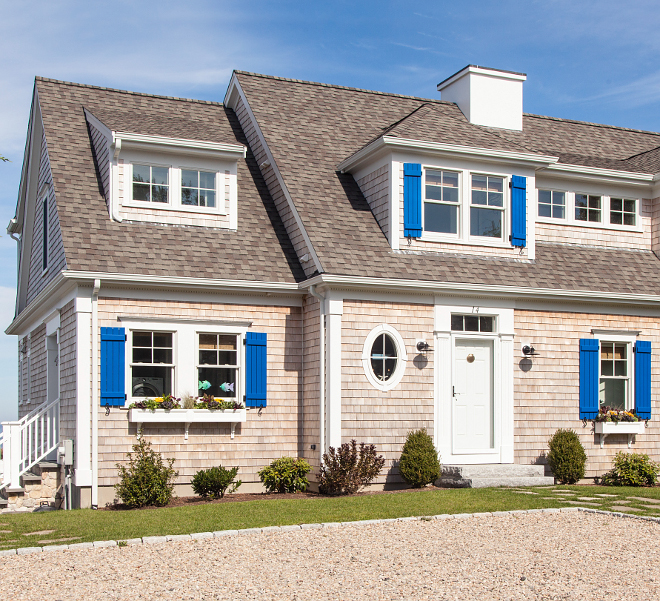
[438, 464, 555, 488]
[20, 471, 41, 483]
[38, 461, 59, 470]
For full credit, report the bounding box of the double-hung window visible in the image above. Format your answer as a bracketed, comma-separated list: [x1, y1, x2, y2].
[424, 169, 459, 234]
[197, 334, 239, 399]
[471, 175, 504, 239]
[599, 341, 630, 411]
[130, 331, 174, 398]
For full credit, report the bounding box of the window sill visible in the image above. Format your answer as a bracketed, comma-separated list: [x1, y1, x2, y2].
[536, 216, 643, 234]
[128, 408, 246, 440]
[594, 420, 646, 448]
[419, 234, 511, 248]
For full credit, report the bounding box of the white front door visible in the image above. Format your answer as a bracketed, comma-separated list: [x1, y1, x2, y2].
[453, 338, 494, 452]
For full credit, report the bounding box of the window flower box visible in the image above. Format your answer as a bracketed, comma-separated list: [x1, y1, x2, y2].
[594, 420, 646, 448]
[128, 408, 247, 441]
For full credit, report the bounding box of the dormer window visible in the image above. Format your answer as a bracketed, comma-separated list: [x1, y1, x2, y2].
[470, 174, 504, 239]
[182, 170, 216, 208]
[424, 169, 459, 234]
[132, 164, 169, 203]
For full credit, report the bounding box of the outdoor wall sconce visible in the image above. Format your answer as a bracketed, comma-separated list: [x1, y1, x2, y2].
[521, 343, 540, 357]
[416, 340, 431, 353]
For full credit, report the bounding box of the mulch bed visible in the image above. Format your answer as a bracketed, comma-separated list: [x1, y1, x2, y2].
[103, 486, 443, 511]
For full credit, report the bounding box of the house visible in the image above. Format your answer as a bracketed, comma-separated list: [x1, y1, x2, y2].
[3, 64, 660, 510]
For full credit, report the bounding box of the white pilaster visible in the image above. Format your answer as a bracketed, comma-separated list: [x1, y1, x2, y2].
[74, 297, 92, 486]
[325, 295, 343, 450]
[500, 334, 515, 463]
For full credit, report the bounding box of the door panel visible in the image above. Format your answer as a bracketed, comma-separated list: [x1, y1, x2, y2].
[453, 339, 493, 451]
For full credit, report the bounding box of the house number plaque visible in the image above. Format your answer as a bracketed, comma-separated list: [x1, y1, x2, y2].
[467, 354, 475, 363]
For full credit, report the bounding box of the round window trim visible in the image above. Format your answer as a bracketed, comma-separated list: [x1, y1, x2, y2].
[361, 324, 408, 391]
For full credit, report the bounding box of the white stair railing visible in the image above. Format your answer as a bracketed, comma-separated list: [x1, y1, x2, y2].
[1, 398, 60, 490]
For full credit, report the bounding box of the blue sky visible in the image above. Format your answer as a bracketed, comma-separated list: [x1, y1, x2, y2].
[2, 0, 660, 423]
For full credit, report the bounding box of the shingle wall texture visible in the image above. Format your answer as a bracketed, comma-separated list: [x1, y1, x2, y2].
[356, 165, 390, 243]
[59, 300, 77, 441]
[341, 299, 435, 485]
[514, 309, 660, 478]
[96, 297, 302, 486]
[301, 295, 321, 472]
[19, 324, 47, 418]
[26, 127, 67, 306]
[535, 198, 653, 250]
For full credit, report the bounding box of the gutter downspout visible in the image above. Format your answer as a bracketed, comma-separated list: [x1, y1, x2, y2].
[308, 285, 325, 465]
[91, 278, 101, 508]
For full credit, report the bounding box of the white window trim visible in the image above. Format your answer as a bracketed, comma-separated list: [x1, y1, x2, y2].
[468, 172, 508, 244]
[124, 162, 227, 216]
[536, 189, 642, 233]
[422, 167, 461, 240]
[121, 318, 248, 407]
[128, 328, 177, 403]
[195, 332, 241, 402]
[592, 330, 638, 412]
[41, 194, 49, 275]
[361, 324, 408, 392]
[419, 166, 512, 248]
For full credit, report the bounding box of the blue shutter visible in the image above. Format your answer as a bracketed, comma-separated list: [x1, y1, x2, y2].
[510, 175, 526, 247]
[579, 338, 599, 420]
[101, 327, 126, 407]
[635, 340, 652, 419]
[245, 332, 267, 408]
[403, 163, 422, 238]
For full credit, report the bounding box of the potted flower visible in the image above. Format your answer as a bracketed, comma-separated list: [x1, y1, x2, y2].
[594, 406, 646, 448]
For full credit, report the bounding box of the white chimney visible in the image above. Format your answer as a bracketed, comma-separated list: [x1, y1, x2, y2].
[437, 65, 526, 131]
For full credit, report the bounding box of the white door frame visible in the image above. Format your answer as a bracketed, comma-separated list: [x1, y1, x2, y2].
[434, 299, 515, 465]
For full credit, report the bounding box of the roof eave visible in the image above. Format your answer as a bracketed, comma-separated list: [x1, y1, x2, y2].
[338, 135, 558, 173]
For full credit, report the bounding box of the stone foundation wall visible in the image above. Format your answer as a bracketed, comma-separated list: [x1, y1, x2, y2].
[3, 464, 62, 513]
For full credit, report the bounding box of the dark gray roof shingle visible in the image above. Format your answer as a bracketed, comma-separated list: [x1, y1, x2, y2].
[236, 71, 660, 295]
[36, 77, 303, 283]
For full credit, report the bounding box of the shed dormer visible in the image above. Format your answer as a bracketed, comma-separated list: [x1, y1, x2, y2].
[437, 65, 526, 131]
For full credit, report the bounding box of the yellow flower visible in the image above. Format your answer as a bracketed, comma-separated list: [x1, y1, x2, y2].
[154, 397, 164, 403]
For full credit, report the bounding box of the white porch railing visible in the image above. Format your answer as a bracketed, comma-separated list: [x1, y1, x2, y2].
[1, 398, 60, 490]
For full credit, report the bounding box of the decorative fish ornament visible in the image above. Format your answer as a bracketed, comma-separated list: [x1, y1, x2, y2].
[219, 382, 235, 393]
[198, 380, 211, 391]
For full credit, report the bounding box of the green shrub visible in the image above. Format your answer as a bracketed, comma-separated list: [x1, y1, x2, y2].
[398, 429, 441, 488]
[318, 440, 385, 495]
[258, 457, 312, 493]
[547, 429, 587, 484]
[115, 435, 178, 507]
[601, 452, 660, 486]
[192, 465, 242, 499]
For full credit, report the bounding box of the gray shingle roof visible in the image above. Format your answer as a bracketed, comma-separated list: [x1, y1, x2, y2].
[36, 77, 303, 283]
[236, 71, 660, 295]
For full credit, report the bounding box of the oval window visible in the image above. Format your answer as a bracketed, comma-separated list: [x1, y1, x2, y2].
[370, 333, 398, 381]
[362, 325, 408, 391]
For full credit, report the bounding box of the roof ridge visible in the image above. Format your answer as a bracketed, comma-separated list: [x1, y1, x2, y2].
[35, 76, 224, 106]
[523, 112, 660, 138]
[234, 70, 454, 105]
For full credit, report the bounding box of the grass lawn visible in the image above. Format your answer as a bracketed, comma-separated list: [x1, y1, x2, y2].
[1, 485, 658, 550]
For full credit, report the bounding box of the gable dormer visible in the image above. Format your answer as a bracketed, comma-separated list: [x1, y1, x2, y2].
[85, 109, 246, 230]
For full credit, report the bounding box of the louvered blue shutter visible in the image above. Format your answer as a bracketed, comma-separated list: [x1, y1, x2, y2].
[579, 338, 599, 420]
[635, 340, 651, 419]
[403, 163, 422, 238]
[245, 332, 267, 408]
[510, 175, 526, 247]
[101, 327, 126, 407]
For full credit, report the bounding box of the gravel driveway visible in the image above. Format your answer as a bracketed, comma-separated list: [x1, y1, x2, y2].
[1, 511, 658, 600]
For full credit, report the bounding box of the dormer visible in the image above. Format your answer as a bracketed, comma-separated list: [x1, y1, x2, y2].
[84, 109, 246, 229]
[437, 65, 527, 131]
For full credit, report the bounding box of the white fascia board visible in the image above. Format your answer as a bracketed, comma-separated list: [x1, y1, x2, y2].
[6, 274, 78, 337]
[112, 131, 246, 159]
[59, 270, 302, 294]
[541, 163, 654, 188]
[301, 273, 660, 308]
[338, 135, 558, 173]
[6, 270, 302, 336]
[437, 65, 527, 91]
[223, 76, 324, 274]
